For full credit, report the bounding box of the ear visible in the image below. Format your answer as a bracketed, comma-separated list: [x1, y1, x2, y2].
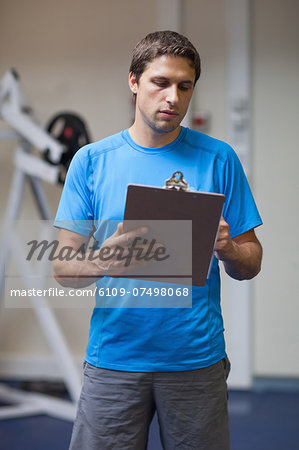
[128, 72, 138, 95]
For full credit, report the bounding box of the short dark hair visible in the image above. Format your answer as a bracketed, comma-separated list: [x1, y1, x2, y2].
[129, 30, 201, 85]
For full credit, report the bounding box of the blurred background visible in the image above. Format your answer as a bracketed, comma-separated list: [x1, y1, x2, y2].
[0, 0, 298, 449]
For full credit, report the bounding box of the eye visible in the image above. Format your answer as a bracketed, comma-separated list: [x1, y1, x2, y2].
[179, 84, 192, 91]
[154, 80, 168, 88]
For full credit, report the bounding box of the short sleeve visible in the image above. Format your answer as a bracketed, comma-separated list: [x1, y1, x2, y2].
[54, 147, 94, 237]
[219, 145, 262, 238]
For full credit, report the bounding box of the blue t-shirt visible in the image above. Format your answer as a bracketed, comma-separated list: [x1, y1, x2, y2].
[54, 127, 262, 371]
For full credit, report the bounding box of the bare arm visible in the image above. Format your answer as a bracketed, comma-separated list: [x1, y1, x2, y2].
[53, 223, 154, 288]
[214, 218, 262, 281]
[53, 228, 97, 288]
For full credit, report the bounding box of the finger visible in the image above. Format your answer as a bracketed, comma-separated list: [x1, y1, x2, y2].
[114, 242, 167, 260]
[214, 250, 220, 260]
[108, 222, 124, 239]
[116, 222, 124, 235]
[113, 226, 149, 247]
[218, 221, 230, 238]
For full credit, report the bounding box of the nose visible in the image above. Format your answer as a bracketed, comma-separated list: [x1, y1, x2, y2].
[165, 85, 179, 105]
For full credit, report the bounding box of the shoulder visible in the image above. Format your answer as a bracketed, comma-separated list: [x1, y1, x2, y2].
[73, 130, 126, 163]
[183, 128, 235, 162]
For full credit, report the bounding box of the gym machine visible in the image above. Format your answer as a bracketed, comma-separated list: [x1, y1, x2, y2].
[0, 69, 90, 421]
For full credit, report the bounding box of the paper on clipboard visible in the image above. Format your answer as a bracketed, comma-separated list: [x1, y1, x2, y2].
[123, 180, 225, 287]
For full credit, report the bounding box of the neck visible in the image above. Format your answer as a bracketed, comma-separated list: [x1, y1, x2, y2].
[129, 122, 181, 148]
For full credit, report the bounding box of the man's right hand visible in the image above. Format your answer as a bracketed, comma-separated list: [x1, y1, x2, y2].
[53, 223, 164, 287]
[88, 222, 159, 277]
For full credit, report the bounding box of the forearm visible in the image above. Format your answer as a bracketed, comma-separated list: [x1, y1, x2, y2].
[220, 240, 262, 281]
[53, 223, 156, 288]
[214, 219, 263, 281]
[53, 252, 102, 288]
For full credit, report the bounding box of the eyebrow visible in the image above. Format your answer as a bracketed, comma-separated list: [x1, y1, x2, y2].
[151, 76, 194, 86]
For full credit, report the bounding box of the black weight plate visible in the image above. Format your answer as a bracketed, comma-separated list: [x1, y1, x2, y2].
[46, 111, 91, 183]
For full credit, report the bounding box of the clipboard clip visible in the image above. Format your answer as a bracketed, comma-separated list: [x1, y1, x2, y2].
[164, 171, 189, 191]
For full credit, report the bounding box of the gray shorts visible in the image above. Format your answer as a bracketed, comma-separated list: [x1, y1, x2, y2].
[69, 358, 231, 450]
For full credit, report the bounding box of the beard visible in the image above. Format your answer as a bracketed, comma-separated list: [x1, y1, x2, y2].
[144, 111, 183, 135]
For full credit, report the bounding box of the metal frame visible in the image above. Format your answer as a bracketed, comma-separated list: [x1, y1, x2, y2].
[0, 70, 81, 420]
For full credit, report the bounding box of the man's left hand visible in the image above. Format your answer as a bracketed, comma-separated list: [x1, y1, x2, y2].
[213, 217, 262, 280]
[214, 218, 236, 262]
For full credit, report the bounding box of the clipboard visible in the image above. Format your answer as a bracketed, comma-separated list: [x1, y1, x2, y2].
[124, 172, 225, 287]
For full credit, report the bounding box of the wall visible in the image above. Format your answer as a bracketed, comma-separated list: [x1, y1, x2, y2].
[252, 0, 299, 377]
[183, 0, 227, 141]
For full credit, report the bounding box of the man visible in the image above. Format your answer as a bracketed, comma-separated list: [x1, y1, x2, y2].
[54, 31, 262, 450]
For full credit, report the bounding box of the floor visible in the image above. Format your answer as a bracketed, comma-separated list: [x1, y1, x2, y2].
[0, 386, 298, 449]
